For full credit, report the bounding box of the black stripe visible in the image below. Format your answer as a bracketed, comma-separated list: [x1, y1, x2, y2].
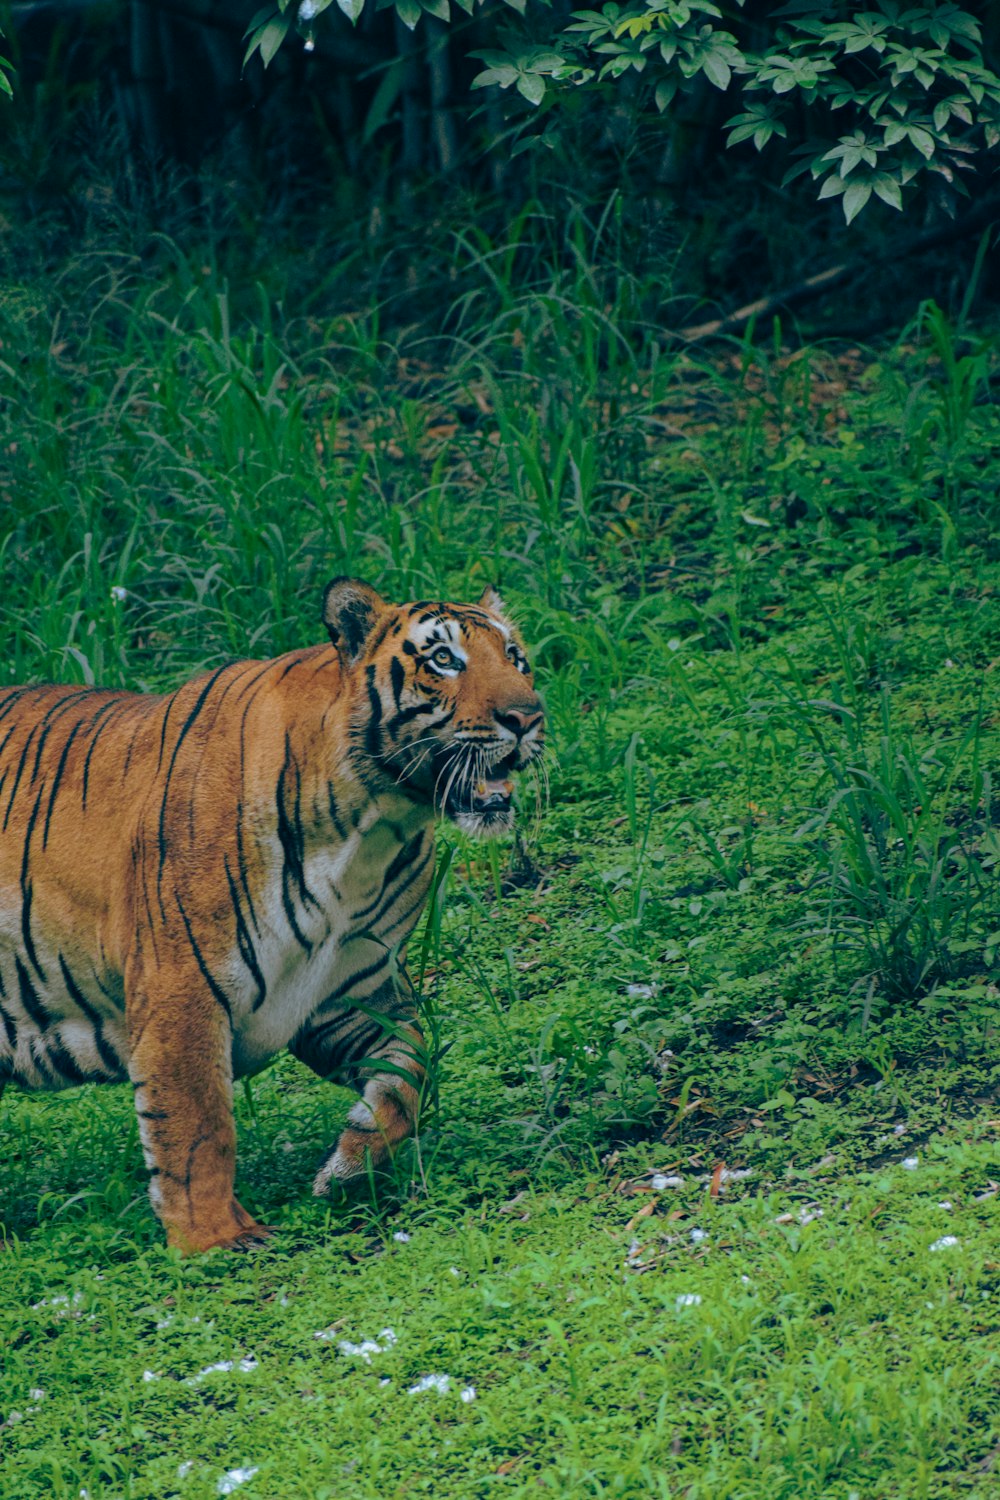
[15, 955, 51, 1030]
[326, 782, 347, 841]
[19, 786, 48, 982]
[379, 884, 433, 942]
[353, 833, 426, 921]
[0, 1001, 17, 1050]
[42, 717, 86, 848]
[389, 655, 405, 713]
[324, 949, 391, 1005]
[121, 722, 141, 782]
[276, 734, 321, 951]
[275, 656, 303, 683]
[385, 700, 448, 740]
[174, 893, 233, 1024]
[81, 699, 127, 810]
[0, 719, 24, 763]
[364, 665, 383, 759]
[29, 692, 92, 786]
[0, 688, 34, 733]
[371, 842, 434, 928]
[298, 1012, 382, 1065]
[234, 801, 262, 938]
[41, 1031, 90, 1086]
[224, 857, 267, 1011]
[2, 722, 39, 832]
[157, 665, 230, 890]
[57, 955, 122, 1075]
[234, 660, 278, 704]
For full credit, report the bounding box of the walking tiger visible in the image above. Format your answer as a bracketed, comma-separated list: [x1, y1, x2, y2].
[0, 579, 544, 1252]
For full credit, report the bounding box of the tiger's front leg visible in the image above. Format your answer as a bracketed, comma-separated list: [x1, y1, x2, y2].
[126, 956, 271, 1254]
[290, 974, 426, 1195]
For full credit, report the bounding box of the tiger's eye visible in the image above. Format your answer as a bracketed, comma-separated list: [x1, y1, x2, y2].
[431, 646, 457, 669]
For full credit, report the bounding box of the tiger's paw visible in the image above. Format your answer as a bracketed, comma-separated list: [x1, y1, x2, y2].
[166, 1201, 276, 1256]
[312, 1135, 394, 1198]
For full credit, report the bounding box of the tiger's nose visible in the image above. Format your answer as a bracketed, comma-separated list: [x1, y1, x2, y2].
[495, 702, 544, 739]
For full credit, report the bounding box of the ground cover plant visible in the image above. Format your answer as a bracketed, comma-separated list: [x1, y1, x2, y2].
[1, 181, 999, 1498]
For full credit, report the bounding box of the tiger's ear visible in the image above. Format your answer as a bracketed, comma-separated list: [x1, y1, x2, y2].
[322, 578, 387, 664]
[478, 585, 509, 620]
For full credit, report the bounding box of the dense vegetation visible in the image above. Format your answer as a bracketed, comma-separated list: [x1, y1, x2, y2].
[0, 167, 998, 1496]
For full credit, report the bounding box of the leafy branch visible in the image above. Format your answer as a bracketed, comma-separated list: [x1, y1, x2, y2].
[241, 1, 1000, 221]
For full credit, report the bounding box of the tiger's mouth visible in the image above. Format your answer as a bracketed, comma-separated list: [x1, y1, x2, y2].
[440, 750, 519, 835]
[444, 772, 514, 821]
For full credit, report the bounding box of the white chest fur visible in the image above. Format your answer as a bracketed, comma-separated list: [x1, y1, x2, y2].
[229, 804, 433, 1075]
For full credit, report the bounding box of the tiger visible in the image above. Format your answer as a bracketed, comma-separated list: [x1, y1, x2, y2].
[0, 578, 544, 1253]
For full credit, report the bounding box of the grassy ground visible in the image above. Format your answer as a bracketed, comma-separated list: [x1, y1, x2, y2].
[1, 186, 999, 1498]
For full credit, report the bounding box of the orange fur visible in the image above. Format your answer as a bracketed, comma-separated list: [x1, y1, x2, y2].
[0, 582, 543, 1252]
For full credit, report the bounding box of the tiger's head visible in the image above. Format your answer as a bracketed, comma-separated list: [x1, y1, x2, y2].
[323, 578, 545, 835]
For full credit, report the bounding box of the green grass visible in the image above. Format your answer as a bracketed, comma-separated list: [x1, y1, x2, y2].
[1, 182, 999, 1499]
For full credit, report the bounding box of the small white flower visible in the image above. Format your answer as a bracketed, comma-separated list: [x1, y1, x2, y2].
[740, 1274, 752, 1286]
[110, 585, 128, 602]
[627, 983, 656, 998]
[675, 1293, 702, 1308]
[393, 1231, 411, 1243]
[303, 37, 315, 51]
[298, 0, 320, 18]
[408, 1373, 451, 1395]
[379, 1377, 391, 1387]
[901, 1156, 919, 1170]
[217, 1468, 259, 1495]
[651, 1173, 684, 1191]
[460, 1385, 477, 1403]
[449, 1267, 461, 1278]
[336, 1339, 383, 1361]
[187, 1357, 257, 1385]
[689, 1227, 708, 1244]
[28, 1389, 45, 1402]
[178, 1462, 194, 1478]
[938, 1201, 953, 1210]
[929, 1235, 960, 1252]
[331, 1328, 396, 1362]
[892, 1123, 907, 1136]
[142, 1371, 160, 1383]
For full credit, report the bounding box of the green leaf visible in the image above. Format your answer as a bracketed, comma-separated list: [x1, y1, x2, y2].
[817, 174, 846, 199]
[259, 15, 291, 67]
[701, 52, 731, 91]
[872, 175, 902, 209]
[907, 125, 936, 159]
[421, 0, 450, 19]
[843, 179, 872, 223]
[517, 73, 546, 105]
[395, 0, 421, 27]
[337, 0, 365, 21]
[655, 77, 678, 112]
[362, 61, 404, 143]
[471, 65, 518, 90]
